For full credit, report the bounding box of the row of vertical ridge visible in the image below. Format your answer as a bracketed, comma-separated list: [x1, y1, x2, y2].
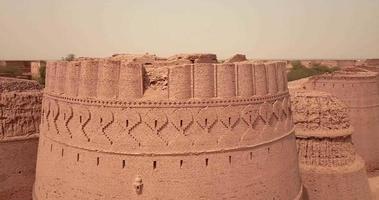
[168, 62, 288, 99]
[46, 60, 287, 100]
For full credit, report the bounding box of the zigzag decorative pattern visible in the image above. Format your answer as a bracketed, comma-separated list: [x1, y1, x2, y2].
[41, 95, 293, 153]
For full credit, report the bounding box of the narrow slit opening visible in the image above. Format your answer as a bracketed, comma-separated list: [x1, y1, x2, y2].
[205, 158, 209, 167]
[229, 156, 232, 164]
[61, 148, 64, 157]
[153, 161, 157, 169]
[250, 152, 252, 160]
[77, 153, 80, 162]
[180, 160, 183, 168]
[97, 157, 100, 166]
[122, 160, 126, 168]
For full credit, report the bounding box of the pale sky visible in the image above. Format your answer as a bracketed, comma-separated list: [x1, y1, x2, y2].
[0, 0, 378, 60]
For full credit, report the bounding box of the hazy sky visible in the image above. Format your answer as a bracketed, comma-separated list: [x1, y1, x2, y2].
[0, 0, 378, 60]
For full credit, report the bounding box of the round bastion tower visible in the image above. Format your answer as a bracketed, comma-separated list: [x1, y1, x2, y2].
[33, 59, 303, 199]
[291, 90, 371, 200]
[304, 71, 379, 171]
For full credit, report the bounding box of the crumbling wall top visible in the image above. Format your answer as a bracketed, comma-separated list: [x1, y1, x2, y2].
[309, 70, 378, 81]
[0, 77, 42, 92]
[291, 89, 351, 138]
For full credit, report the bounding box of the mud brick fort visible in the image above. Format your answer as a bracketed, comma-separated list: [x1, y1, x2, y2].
[1, 53, 379, 200]
[33, 58, 304, 200]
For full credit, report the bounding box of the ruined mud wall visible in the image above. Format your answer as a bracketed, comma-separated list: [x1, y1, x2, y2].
[0, 78, 42, 200]
[34, 60, 303, 200]
[304, 71, 379, 171]
[366, 59, 379, 67]
[291, 90, 371, 200]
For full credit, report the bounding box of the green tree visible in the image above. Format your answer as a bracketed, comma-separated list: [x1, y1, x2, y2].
[38, 65, 46, 85]
[62, 54, 75, 61]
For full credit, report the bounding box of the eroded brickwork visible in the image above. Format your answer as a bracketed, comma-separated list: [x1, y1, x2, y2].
[291, 90, 371, 200]
[304, 71, 379, 171]
[0, 77, 42, 200]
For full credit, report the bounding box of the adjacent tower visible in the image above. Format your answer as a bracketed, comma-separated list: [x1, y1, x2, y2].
[291, 90, 371, 200]
[304, 71, 379, 171]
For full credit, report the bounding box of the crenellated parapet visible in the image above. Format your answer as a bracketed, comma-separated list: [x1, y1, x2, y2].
[45, 60, 288, 101]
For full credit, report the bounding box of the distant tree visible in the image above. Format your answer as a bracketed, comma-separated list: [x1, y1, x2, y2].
[62, 54, 75, 61]
[287, 61, 340, 81]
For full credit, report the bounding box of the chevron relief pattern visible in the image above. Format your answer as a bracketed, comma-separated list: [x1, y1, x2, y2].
[42, 97, 292, 148]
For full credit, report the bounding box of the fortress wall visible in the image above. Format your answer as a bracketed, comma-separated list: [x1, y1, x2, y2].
[64, 61, 80, 97]
[0, 91, 42, 139]
[304, 72, 379, 171]
[266, 63, 278, 94]
[276, 62, 286, 92]
[0, 83, 42, 200]
[55, 61, 67, 94]
[35, 60, 301, 199]
[97, 60, 120, 99]
[45, 62, 56, 93]
[48, 61, 288, 101]
[38, 95, 294, 154]
[215, 63, 236, 97]
[168, 64, 192, 99]
[366, 59, 379, 66]
[78, 60, 98, 98]
[236, 63, 254, 97]
[31, 62, 42, 80]
[119, 62, 143, 99]
[254, 63, 269, 96]
[337, 60, 356, 68]
[305, 75, 379, 106]
[291, 90, 371, 200]
[166, 62, 287, 100]
[193, 63, 215, 98]
[34, 132, 302, 200]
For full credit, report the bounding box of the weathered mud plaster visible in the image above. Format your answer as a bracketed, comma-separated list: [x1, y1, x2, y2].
[291, 90, 372, 200]
[34, 60, 303, 200]
[304, 71, 379, 171]
[0, 77, 42, 200]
